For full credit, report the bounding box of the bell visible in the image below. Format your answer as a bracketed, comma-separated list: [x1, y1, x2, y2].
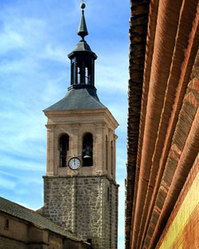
[83, 154, 91, 159]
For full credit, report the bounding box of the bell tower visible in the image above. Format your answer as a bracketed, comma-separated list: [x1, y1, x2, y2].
[42, 4, 118, 249]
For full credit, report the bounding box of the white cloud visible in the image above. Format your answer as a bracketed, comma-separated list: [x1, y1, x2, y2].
[0, 176, 16, 190]
[0, 30, 25, 54]
[96, 54, 128, 93]
[0, 170, 42, 187]
[0, 155, 44, 172]
[40, 44, 67, 62]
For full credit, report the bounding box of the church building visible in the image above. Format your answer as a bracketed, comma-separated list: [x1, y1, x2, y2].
[0, 4, 118, 249]
[42, 3, 119, 249]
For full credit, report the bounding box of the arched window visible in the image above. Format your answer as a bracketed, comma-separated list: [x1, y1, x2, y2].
[82, 133, 93, 166]
[59, 134, 69, 167]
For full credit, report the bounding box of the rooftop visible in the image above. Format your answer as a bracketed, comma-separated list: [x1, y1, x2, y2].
[44, 88, 106, 111]
[0, 196, 84, 242]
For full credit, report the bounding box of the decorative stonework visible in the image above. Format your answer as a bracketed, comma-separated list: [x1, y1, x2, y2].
[44, 109, 118, 180]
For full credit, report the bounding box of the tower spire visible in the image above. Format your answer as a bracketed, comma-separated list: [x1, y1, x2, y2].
[77, 2, 88, 40]
[68, 2, 97, 90]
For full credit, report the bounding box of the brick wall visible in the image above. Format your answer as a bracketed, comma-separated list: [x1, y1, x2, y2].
[157, 157, 199, 249]
[126, 0, 199, 247]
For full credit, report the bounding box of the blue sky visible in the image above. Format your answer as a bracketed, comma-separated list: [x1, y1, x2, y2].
[0, 0, 129, 248]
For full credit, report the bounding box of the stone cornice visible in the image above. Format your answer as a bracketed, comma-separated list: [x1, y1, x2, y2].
[43, 174, 119, 187]
[44, 108, 118, 130]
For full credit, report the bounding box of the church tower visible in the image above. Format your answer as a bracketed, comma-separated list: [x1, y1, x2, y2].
[42, 4, 118, 249]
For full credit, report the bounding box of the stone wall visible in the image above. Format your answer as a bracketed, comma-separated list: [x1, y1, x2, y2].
[0, 236, 27, 249]
[43, 175, 118, 249]
[0, 212, 28, 249]
[43, 176, 75, 232]
[0, 211, 88, 249]
[101, 177, 118, 249]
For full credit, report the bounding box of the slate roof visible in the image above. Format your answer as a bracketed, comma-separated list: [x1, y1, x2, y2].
[68, 40, 97, 59]
[71, 40, 92, 53]
[44, 88, 106, 111]
[0, 197, 82, 241]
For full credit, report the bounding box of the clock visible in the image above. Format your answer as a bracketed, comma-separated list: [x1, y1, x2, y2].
[68, 157, 81, 170]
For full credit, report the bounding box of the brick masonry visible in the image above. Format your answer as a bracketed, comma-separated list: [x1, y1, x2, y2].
[43, 175, 118, 249]
[156, 157, 199, 249]
[126, 0, 199, 248]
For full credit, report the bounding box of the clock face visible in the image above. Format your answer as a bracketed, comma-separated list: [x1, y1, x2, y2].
[68, 157, 81, 170]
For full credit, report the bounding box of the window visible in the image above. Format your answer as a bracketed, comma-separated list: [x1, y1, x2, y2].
[82, 133, 93, 166]
[4, 219, 9, 230]
[59, 134, 69, 167]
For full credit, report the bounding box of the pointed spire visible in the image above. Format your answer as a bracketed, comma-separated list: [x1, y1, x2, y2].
[77, 2, 88, 40]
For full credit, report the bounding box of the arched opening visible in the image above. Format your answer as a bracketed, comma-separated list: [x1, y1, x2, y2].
[85, 67, 89, 84]
[71, 62, 74, 85]
[77, 66, 81, 84]
[82, 133, 93, 166]
[59, 134, 69, 167]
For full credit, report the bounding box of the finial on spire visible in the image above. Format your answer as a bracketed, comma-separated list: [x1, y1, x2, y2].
[77, 2, 88, 40]
[81, 2, 86, 9]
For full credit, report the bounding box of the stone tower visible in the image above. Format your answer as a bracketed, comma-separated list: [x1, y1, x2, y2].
[42, 4, 118, 249]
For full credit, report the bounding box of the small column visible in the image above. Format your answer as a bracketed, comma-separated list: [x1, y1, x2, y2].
[95, 124, 104, 172]
[80, 61, 85, 84]
[113, 135, 117, 180]
[71, 124, 80, 157]
[91, 59, 95, 85]
[74, 61, 77, 85]
[46, 124, 56, 176]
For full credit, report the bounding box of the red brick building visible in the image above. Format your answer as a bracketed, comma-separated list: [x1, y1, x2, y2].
[126, 0, 199, 248]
